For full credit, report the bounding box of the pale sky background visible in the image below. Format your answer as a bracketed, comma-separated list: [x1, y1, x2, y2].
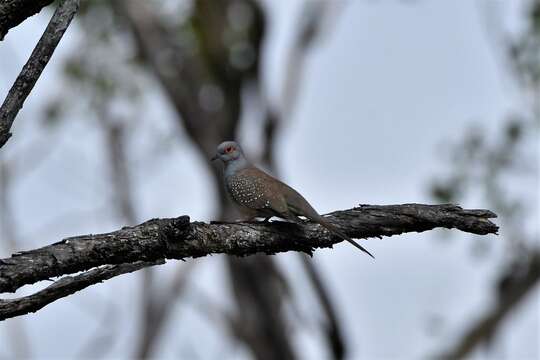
[0, 0, 538, 359]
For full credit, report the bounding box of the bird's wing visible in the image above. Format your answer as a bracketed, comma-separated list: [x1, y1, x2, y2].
[236, 167, 289, 213]
[281, 184, 321, 221]
[239, 168, 374, 257]
[248, 167, 317, 220]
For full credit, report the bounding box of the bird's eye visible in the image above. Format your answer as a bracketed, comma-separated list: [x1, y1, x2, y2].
[225, 146, 234, 153]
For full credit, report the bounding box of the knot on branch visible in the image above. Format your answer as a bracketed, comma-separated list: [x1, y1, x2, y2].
[161, 215, 191, 244]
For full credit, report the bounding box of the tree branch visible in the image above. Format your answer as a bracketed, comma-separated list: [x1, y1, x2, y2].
[0, 203, 498, 320]
[0, 260, 164, 321]
[0, 0, 54, 40]
[0, 0, 79, 149]
[300, 255, 345, 359]
[435, 250, 540, 359]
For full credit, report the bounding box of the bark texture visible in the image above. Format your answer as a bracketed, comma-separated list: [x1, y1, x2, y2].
[0, 0, 54, 40]
[0, 0, 79, 149]
[0, 203, 498, 321]
[0, 260, 164, 321]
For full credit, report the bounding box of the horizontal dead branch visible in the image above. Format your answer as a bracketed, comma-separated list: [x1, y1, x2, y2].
[0, 203, 498, 320]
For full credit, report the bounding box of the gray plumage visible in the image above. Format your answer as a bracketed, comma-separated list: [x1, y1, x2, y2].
[212, 141, 374, 258]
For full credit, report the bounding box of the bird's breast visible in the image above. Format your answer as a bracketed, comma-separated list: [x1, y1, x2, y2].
[226, 174, 269, 209]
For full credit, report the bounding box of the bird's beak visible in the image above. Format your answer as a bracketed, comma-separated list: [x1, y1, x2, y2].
[211, 154, 219, 161]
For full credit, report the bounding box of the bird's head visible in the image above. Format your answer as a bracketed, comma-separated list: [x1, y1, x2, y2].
[212, 141, 244, 163]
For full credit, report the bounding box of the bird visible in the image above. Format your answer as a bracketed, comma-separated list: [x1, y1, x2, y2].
[211, 140, 374, 258]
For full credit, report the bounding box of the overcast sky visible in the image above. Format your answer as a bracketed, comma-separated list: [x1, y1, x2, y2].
[0, 1, 538, 359]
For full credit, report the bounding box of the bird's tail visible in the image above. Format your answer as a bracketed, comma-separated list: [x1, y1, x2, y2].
[317, 217, 375, 259]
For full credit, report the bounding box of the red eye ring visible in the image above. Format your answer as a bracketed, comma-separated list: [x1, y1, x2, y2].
[225, 146, 234, 153]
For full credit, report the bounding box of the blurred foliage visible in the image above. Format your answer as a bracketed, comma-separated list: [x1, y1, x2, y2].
[39, 1, 340, 359]
[431, 0, 539, 260]
[30, 0, 538, 358]
[510, 0, 540, 104]
[42, 1, 148, 131]
[429, 3, 539, 356]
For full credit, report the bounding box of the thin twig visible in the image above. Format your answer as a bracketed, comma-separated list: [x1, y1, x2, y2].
[0, 260, 165, 321]
[300, 255, 345, 359]
[434, 250, 540, 359]
[135, 263, 196, 358]
[0, 0, 79, 149]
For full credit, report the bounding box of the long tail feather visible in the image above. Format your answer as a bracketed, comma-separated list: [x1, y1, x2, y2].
[317, 218, 375, 259]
